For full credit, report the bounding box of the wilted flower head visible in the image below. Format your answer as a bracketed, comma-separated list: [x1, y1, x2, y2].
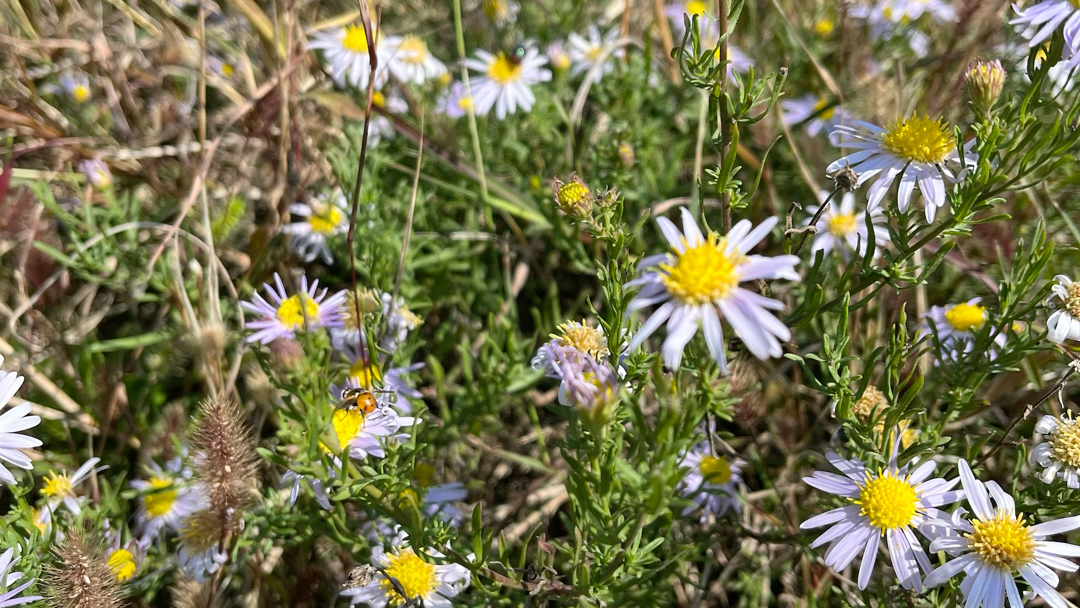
[44, 529, 122, 608]
[965, 59, 1006, 114]
[544, 342, 619, 425]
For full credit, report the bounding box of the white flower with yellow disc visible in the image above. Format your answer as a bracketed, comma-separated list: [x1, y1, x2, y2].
[1047, 274, 1080, 343]
[804, 190, 890, 260]
[329, 397, 416, 461]
[922, 459, 1080, 608]
[625, 207, 800, 373]
[40, 457, 107, 515]
[921, 298, 1007, 360]
[241, 273, 346, 344]
[131, 457, 204, 542]
[464, 47, 551, 119]
[341, 538, 470, 608]
[1033, 413, 1080, 488]
[0, 356, 42, 486]
[568, 25, 622, 81]
[282, 190, 349, 264]
[678, 443, 743, 521]
[801, 444, 962, 590]
[306, 25, 387, 90]
[829, 115, 977, 222]
[383, 35, 446, 85]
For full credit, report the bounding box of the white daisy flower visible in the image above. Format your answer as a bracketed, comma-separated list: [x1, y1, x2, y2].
[1032, 413, 1080, 488]
[800, 444, 963, 590]
[921, 297, 1007, 360]
[922, 458, 1080, 608]
[665, 0, 719, 40]
[481, 0, 519, 26]
[568, 25, 623, 81]
[625, 207, 800, 373]
[329, 398, 417, 461]
[282, 191, 348, 264]
[678, 444, 743, 521]
[281, 469, 332, 510]
[804, 191, 890, 260]
[60, 73, 91, 103]
[464, 47, 551, 120]
[1047, 274, 1080, 343]
[79, 159, 113, 190]
[878, 0, 957, 23]
[829, 115, 977, 222]
[383, 35, 447, 85]
[306, 25, 387, 90]
[341, 541, 470, 608]
[131, 457, 204, 542]
[436, 81, 473, 119]
[381, 292, 423, 355]
[781, 94, 853, 141]
[0, 357, 42, 486]
[545, 41, 572, 72]
[40, 457, 106, 515]
[0, 548, 42, 607]
[176, 545, 228, 584]
[241, 273, 346, 344]
[332, 351, 424, 416]
[1012, 1, 1080, 72]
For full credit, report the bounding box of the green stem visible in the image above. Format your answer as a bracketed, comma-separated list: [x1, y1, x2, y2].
[451, 0, 493, 228]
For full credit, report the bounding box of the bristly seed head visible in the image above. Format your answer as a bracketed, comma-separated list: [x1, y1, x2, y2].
[45, 530, 123, 608]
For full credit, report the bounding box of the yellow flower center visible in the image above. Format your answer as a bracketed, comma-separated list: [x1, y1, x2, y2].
[851, 385, 887, 422]
[144, 477, 178, 517]
[457, 95, 474, 111]
[482, 0, 510, 21]
[349, 360, 383, 388]
[853, 471, 919, 530]
[553, 54, 571, 71]
[308, 205, 344, 234]
[967, 512, 1036, 571]
[945, 303, 986, 332]
[72, 84, 90, 103]
[276, 294, 320, 329]
[333, 407, 364, 451]
[380, 548, 439, 605]
[413, 463, 435, 488]
[660, 233, 742, 305]
[557, 181, 589, 206]
[685, 0, 708, 15]
[341, 25, 369, 54]
[108, 549, 137, 581]
[881, 115, 954, 164]
[1048, 415, 1080, 468]
[398, 36, 429, 64]
[42, 472, 74, 498]
[1065, 282, 1080, 318]
[699, 455, 732, 484]
[826, 213, 857, 237]
[487, 53, 523, 85]
[32, 508, 49, 534]
[555, 321, 609, 360]
[586, 46, 604, 62]
[815, 18, 834, 36]
[812, 97, 836, 120]
[221, 63, 234, 77]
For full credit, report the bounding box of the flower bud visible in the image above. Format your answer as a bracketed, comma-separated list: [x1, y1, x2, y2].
[965, 59, 1006, 115]
[617, 142, 635, 168]
[553, 175, 593, 220]
[270, 337, 304, 369]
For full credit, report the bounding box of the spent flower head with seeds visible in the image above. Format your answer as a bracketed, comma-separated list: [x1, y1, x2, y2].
[44, 530, 122, 608]
[0, 356, 42, 486]
[829, 114, 977, 222]
[803, 191, 890, 260]
[241, 273, 346, 344]
[921, 459, 1080, 608]
[1046, 274, 1080, 343]
[464, 46, 551, 119]
[801, 441, 963, 590]
[1032, 413, 1080, 488]
[625, 208, 800, 373]
[678, 444, 743, 521]
[282, 190, 348, 264]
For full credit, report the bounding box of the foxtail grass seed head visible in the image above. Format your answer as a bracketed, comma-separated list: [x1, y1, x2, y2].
[553, 176, 594, 220]
[965, 59, 1006, 115]
[45, 530, 122, 608]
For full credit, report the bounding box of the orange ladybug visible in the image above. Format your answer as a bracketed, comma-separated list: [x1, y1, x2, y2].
[337, 387, 378, 415]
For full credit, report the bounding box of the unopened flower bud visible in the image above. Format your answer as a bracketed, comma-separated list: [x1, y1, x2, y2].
[553, 175, 593, 220]
[270, 337, 304, 369]
[617, 142, 635, 168]
[965, 59, 1006, 116]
